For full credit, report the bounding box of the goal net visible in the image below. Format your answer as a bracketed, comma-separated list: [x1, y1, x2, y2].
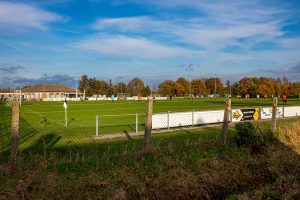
[117, 93, 130, 100]
[5, 90, 22, 107]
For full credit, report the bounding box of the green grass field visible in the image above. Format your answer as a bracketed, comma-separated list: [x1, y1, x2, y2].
[1, 99, 300, 199]
[1, 98, 300, 155]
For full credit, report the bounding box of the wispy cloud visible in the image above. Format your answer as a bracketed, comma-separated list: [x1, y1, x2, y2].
[92, 8, 286, 51]
[73, 34, 199, 58]
[0, 1, 64, 31]
[0, 74, 75, 88]
[0, 63, 24, 74]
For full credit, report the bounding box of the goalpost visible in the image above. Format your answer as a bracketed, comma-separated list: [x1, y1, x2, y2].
[5, 90, 22, 107]
[117, 93, 130, 100]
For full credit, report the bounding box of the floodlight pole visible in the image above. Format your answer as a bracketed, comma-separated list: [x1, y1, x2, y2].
[229, 78, 232, 96]
[121, 83, 123, 96]
[214, 74, 217, 98]
[189, 78, 192, 99]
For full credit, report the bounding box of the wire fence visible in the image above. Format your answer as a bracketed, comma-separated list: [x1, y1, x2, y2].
[1, 98, 300, 166]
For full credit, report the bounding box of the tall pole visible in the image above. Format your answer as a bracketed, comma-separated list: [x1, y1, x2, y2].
[121, 83, 123, 96]
[189, 78, 192, 99]
[75, 74, 79, 98]
[150, 81, 153, 96]
[229, 79, 232, 96]
[214, 74, 217, 97]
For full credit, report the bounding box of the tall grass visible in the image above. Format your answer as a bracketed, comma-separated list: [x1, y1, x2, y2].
[278, 119, 300, 153]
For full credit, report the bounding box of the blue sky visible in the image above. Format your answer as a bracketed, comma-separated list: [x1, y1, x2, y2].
[0, 0, 300, 87]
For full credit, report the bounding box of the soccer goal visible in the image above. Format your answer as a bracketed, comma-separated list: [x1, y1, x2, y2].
[5, 90, 22, 107]
[117, 93, 130, 100]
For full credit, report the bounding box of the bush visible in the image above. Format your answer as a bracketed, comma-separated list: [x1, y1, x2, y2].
[235, 122, 266, 154]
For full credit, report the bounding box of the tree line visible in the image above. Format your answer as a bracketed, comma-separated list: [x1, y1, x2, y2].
[79, 75, 300, 98]
[79, 75, 151, 97]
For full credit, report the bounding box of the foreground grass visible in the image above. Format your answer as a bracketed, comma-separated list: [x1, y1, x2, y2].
[0, 119, 299, 199]
[1, 98, 299, 154]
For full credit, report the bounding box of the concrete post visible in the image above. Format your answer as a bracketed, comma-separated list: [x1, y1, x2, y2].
[10, 101, 19, 169]
[221, 98, 231, 145]
[144, 98, 153, 153]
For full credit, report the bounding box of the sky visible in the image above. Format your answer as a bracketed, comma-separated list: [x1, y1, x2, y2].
[0, 0, 300, 88]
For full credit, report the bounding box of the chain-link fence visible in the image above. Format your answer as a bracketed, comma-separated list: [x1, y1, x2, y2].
[0, 103, 11, 163]
[1, 98, 300, 166]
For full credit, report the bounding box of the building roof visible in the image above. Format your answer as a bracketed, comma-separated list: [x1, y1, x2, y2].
[22, 84, 76, 93]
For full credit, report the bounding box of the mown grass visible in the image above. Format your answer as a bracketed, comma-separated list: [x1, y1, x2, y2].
[0, 119, 299, 199]
[1, 98, 299, 154]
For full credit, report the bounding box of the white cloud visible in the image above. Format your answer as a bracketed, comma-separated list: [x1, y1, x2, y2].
[92, 0, 289, 49]
[93, 16, 153, 31]
[73, 34, 199, 58]
[0, 1, 64, 30]
[276, 38, 300, 49]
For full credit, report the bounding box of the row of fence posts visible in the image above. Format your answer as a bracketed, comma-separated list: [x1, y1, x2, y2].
[220, 97, 278, 145]
[142, 97, 279, 152]
[7, 97, 280, 169]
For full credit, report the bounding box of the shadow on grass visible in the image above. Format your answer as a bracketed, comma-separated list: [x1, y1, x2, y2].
[1, 118, 300, 199]
[21, 133, 62, 154]
[98, 123, 145, 134]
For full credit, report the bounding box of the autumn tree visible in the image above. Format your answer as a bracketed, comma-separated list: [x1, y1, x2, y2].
[158, 80, 177, 96]
[176, 77, 189, 96]
[191, 79, 207, 96]
[290, 82, 300, 96]
[205, 77, 224, 95]
[127, 77, 145, 96]
[256, 77, 275, 97]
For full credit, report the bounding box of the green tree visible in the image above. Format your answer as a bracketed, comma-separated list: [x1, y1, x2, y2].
[158, 80, 177, 96]
[127, 77, 145, 96]
[205, 77, 224, 95]
[141, 86, 151, 96]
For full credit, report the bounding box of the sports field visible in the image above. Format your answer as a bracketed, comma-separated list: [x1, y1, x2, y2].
[1, 98, 299, 153]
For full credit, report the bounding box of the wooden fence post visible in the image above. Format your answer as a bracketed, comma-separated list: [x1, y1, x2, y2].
[271, 97, 278, 133]
[221, 98, 231, 145]
[144, 98, 153, 154]
[10, 101, 20, 170]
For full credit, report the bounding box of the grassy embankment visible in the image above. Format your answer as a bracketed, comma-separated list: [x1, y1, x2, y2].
[0, 115, 299, 199]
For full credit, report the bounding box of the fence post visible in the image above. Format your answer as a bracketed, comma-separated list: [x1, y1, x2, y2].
[221, 98, 231, 145]
[144, 98, 153, 153]
[167, 111, 170, 130]
[192, 109, 194, 126]
[96, 115, 99, 136]
[10, 101, 19, 170]
[271, 97, 278, 133]
[136, 113, 138, 133]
